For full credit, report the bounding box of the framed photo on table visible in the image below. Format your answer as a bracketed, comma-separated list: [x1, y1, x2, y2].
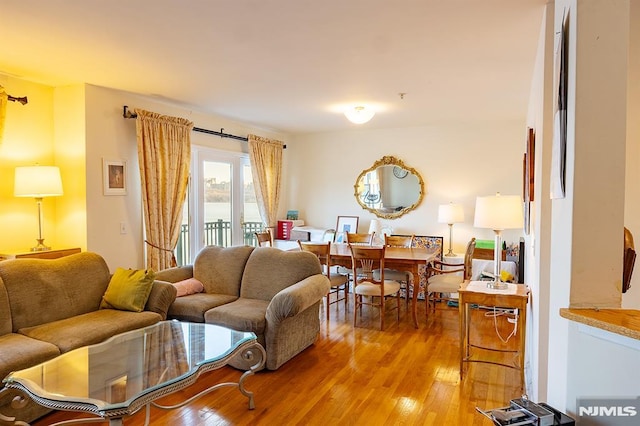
[334, 216, 359, 243]
[103, 159, 127, 195]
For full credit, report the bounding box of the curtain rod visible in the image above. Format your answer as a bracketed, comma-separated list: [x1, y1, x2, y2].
[122, 105, 286, 148]
[8, 95, 28, 105]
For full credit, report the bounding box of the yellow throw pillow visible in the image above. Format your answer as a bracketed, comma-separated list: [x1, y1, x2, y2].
[101, 268, 155, 312]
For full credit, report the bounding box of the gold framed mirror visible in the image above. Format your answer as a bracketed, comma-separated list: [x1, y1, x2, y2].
[354, 156, 425, 219]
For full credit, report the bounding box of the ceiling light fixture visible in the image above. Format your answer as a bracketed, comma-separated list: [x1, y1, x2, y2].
[344, 106, 375, 124]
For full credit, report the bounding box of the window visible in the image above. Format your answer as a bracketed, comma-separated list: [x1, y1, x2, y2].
[175, 146, 262, 266]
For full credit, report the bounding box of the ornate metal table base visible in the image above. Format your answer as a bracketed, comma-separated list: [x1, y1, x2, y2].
[0, 390, 29, 426]
[1, 322, 266, 426]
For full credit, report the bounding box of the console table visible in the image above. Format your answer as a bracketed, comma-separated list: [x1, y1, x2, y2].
[0, 247, 80, 261]
[1, 321, 266, 425]
[458, 281, 529, 389]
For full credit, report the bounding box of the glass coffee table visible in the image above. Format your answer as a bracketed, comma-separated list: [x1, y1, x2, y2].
[1, 321, 265, 425]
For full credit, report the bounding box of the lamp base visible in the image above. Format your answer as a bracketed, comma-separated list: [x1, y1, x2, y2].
[444, 250, 458, 257]
[31, 239, 51, 252]
[486, 280, 509, 290]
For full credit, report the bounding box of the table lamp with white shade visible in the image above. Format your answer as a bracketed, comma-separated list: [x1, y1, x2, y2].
[473, 193, 523, 289]
[14, 166, 63, 251]
[368, 219, 381, 244]
[368, 219, 392, 245]
[438, 203, 464, 257]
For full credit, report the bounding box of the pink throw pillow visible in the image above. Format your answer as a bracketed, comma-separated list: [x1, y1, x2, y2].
[172, 278, 205, 297]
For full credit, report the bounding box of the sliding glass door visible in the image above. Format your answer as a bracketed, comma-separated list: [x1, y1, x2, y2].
[175, 147, 262, 265]
[202, 159, 233, 246]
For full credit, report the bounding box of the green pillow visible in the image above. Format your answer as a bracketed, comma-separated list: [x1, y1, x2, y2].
[475, 239, 495, 249]
[101, 268, 155, 312]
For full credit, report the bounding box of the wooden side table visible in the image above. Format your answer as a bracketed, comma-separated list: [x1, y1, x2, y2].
[458, 280, 529, 389]
[0, 247, 81, 261]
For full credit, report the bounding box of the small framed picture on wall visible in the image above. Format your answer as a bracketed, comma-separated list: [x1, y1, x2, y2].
[103, 159, 127, 196]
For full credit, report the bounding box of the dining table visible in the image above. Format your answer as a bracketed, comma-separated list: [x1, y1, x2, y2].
[328, 243, 438, 328]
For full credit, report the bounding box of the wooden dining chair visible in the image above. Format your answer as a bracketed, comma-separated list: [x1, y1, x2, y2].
[298, 241, 349, 321]
[345, 232, 374, 245]
[425, 237, 476, 320]
[349, 244, 401, 330]
[375, 234, 415, 310]
[254, 230, 272, 247]
[341, 232, 375, 282]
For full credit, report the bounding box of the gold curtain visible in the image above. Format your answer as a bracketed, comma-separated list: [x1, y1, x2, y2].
[135, 109, 193, 270]
[248, 135, 284, 234]
[0, 86, 7, 144]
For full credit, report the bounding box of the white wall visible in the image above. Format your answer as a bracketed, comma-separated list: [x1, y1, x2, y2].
[562, 0, 640, 418]
[286, 122, 526, 252]
[566, 323, 640, 416]
[524, 0, 640, 410]
[544, 0, 633, 416]
[624, 0, 640, 308]
[525, 2, 554, 402]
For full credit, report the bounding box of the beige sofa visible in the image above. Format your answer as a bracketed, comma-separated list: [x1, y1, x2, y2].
[155, 245, 330, 370]
[0, 252, 177, 423]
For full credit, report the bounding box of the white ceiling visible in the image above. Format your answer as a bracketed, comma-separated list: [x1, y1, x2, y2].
[0, 0, 546, 134]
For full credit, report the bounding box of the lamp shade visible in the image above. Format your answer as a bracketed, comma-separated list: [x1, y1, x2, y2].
[368, 219, 382, 235]
[473, 194, 523, 230]
[438, 203, 464, 224]
[344, 106, 375, 124]
[368, 219, 385, 244]
[14, 166, 63, 197]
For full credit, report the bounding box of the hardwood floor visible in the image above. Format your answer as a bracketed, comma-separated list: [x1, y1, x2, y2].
[36, 300, 522, 425]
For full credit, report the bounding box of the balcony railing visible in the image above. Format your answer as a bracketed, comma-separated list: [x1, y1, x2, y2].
[175, 221, 264, 266]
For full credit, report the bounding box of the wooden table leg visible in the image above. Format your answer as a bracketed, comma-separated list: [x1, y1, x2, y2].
[518, 305, 526, 389]
[411, 265, 419, 328]
[456, 284, 529, 387]
[459, 294, 467, 379]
